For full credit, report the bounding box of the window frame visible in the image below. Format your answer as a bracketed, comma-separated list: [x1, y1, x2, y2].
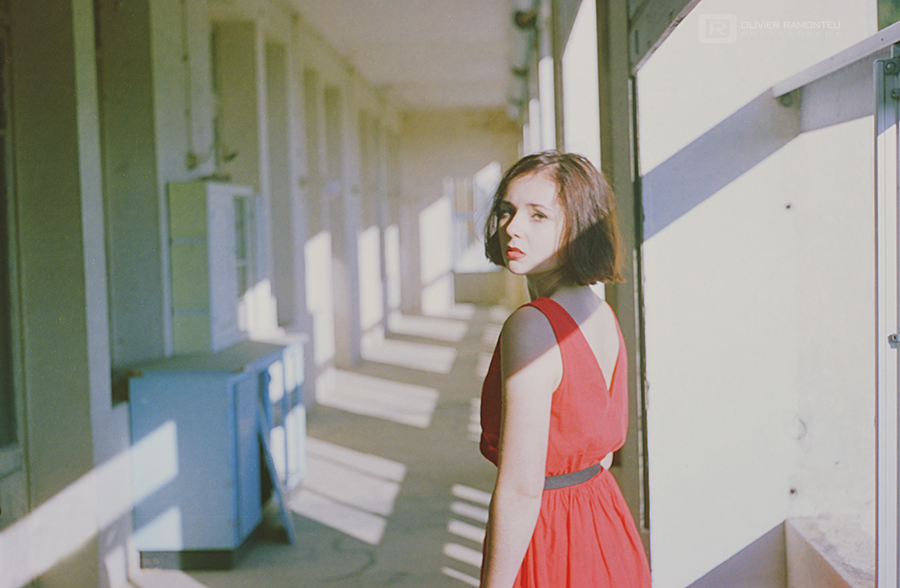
[0, 17, 25, 490]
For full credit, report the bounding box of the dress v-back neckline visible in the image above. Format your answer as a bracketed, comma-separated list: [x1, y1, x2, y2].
[529, 297, 620, 396]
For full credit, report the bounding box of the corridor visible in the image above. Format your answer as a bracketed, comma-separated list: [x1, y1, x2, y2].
[130, 304, 511, 588]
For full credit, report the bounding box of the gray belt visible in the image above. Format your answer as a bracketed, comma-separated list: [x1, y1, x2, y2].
[543, 462, 605, 490]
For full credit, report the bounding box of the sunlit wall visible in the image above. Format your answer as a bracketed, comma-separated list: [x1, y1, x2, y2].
[561, 0, 601, 167]
[637, 1, 876, 586]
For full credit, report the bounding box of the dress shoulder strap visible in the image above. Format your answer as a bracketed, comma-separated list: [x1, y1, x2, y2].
[523, 297, 580, 347]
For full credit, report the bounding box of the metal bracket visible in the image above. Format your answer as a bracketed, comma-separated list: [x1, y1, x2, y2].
[889, 333, 900, 349]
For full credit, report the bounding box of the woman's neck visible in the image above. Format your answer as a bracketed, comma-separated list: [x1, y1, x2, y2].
[526, 270, 573, 300]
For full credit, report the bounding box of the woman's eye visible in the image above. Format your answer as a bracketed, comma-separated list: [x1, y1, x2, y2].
[533, 212, 546, 220]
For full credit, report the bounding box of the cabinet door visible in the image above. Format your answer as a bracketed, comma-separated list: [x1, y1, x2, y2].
[131, 373, 238, 550]
[233, 374, 262, 541]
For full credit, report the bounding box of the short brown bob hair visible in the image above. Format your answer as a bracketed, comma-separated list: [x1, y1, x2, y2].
[484, 150, 625, 285]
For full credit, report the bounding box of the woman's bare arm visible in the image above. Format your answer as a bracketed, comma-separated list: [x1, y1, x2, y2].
[481, 306, 561, 588]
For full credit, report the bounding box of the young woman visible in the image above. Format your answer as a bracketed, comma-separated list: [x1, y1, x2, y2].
[479, 151, 651, 588]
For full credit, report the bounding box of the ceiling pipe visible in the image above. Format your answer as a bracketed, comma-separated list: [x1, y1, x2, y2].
[514, 7, 538, 30]
[507, 0, 540, 120]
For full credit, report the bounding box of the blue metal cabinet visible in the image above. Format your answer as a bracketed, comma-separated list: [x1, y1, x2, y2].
[128, 339, 304, 569]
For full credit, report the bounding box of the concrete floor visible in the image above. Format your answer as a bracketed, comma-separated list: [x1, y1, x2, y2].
[131, 304, 509, 588]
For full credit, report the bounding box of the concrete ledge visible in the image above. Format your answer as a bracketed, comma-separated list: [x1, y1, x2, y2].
[785, 518, 874, 588]
[453, 270, 527, 308]
[454, 270, 506, 305]
[687, 524, 786, 588]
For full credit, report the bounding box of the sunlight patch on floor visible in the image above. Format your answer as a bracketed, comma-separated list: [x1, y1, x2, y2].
[488, 306, 510, 323]
[452, 484, 491, 506]
[318, 370, 439, 428]
[448, 519, 485, 543]
[290, 489, 387, 545]
[442, 484, 491, 586]
[444, 543, 483, 568]
[361, 336, 458, 374]
[302, 456, 400, 517]
[468, 398, 481, 442]
[306, 437, 407, 481]
[450, 501, 489, 524]
[481, 323, 502, 346]
[387, 312, 470, 342]
[441, 565, 480, 587]
[289, 438, 407, 546]
[440, 304, 478, 320]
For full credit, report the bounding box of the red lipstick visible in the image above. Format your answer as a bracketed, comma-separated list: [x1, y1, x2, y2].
[506, 246, 524, 260]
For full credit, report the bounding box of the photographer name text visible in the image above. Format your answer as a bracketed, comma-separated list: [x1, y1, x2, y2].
[741, 21, 842, 30]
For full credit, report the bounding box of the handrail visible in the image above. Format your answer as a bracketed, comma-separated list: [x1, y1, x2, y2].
[772, 19, 900, 97]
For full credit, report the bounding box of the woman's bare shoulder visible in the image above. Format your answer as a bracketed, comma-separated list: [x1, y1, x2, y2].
[500, 304, 558, 372]
[502, 303, 553, 339]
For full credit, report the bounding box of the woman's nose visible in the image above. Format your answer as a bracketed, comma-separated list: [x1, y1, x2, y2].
[504, 212, 521, 237]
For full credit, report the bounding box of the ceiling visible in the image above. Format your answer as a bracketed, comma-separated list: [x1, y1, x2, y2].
[289, 0, 518, 111]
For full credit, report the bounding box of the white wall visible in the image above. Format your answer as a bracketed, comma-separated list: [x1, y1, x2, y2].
[637, 1, 876, 586]
[782, 117, 876, 524]
[1, 1, 135, 586]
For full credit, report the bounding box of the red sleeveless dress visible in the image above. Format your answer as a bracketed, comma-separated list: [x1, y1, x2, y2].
[480, 297, 651, 588]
